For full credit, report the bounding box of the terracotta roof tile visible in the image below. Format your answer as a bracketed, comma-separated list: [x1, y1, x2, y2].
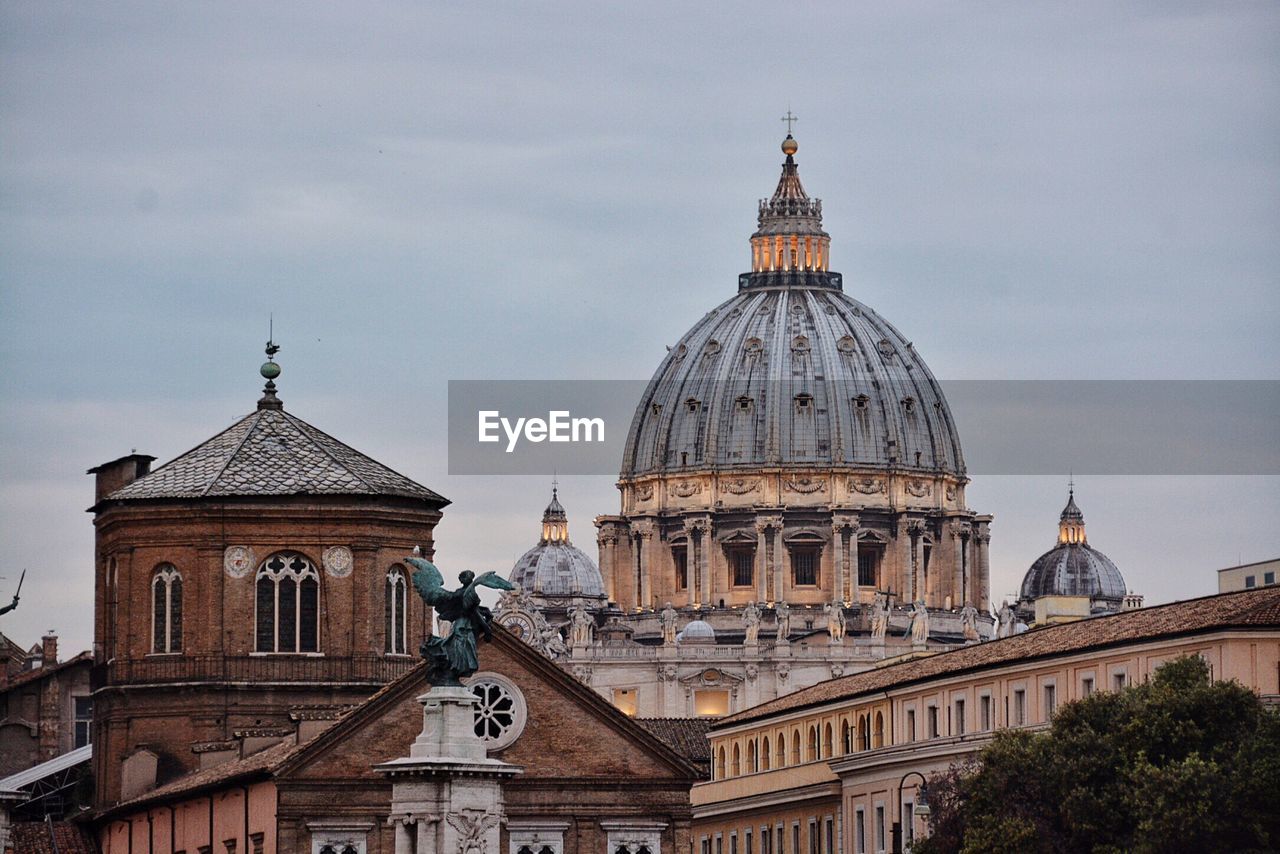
[635, 717, 714, 764]
[7, 821, 97, 854]
[718, 586, 1280, 728]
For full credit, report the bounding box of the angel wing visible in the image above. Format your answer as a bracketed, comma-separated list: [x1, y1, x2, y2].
[407, 556, 448, 606]
[469, 571, 515, 593]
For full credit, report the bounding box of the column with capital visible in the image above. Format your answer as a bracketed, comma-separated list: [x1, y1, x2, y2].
[831, 522, 845, 603]
[755, 520, 769, 603]
[977, 531, 991, 611]
[683, 520, 698, 609]
[850, 518, 861, 604]
[898, 518, 913, 602]
[768, 518, 784, 603]
[634, 523, 654, 610]
[698, 523, 711, 609]
[393, 818, 411, 854]
[908, 521, 926, 606]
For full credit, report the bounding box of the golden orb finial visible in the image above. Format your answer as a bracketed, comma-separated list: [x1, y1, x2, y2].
[781, 134, 798, 156]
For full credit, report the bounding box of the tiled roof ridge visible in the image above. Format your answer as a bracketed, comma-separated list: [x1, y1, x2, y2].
[109, 410, 259, 499]
[284, 412, 438, 499]
[199, 409, 264, 497]
[716, 585, 1280, 728]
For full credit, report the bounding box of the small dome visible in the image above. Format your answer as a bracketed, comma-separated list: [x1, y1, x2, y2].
[508, 485, 605, 599]
[678, 619, 716, 644]
[1020, 543, 1127, 604]
[509, 540, 605, 598]
[1017, 488, 1126, 613]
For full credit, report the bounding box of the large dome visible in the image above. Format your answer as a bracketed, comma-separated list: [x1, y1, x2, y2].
[621, 283, 964, 477]
[622, 133, 963, 480]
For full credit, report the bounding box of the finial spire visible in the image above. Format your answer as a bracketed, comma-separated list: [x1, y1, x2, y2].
[258, 320, 283, 410]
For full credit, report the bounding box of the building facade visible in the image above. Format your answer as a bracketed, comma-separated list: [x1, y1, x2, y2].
[692, 586, 1280, 854]
[1218, 557, 1280, 593]
[500, 136, 993, 719]
[88, 354, 448, 807]
[94, 629, 702, 854]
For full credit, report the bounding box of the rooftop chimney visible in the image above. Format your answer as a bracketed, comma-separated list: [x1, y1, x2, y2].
[41, 631, 57, 666]
[88, 453, 155, 507]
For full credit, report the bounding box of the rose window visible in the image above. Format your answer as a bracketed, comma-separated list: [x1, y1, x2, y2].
[465, 672, 527, 751]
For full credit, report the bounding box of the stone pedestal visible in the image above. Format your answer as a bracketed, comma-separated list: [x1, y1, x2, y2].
[377, 685, 523, 854]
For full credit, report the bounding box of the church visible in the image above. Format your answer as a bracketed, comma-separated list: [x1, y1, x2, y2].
[496, 133, 995, 718]
[59, 132, 1179, 854]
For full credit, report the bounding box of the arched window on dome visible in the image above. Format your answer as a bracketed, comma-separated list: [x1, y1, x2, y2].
[151, 564, 182, 654]
[386, 564, 408, 655]
[255, 552, 319, 654]
[789, 535, 823, 587]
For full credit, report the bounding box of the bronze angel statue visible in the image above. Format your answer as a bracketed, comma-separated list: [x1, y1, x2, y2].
[406, 554, 514, 685]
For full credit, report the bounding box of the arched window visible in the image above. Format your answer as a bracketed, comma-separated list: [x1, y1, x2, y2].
[823, 722, 833, 758]
[807, 725, 818, 761]
[775, 731, 786, 768]
[385, 564, 408, 655]
[151, 564, 182, 653]
[732, 742, 741, 776]
[761, 735, 771, 771]
[859, 714, 871, 751]
[874, 711, 885, 748]
[255, 552, 319, 653]
[841, 719, 852, 754]
[791, 729, 801, 765]
[747, 739, 757, 773]
[716, 745, 726, 779]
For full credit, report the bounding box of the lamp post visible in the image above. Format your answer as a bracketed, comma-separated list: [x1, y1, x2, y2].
[891, 770, 930, 854]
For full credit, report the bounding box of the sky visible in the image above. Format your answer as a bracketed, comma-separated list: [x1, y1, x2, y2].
[2, 2, 1278, 654]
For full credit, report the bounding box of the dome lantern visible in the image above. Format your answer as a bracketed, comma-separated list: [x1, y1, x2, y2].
[750, 126, 831, 278]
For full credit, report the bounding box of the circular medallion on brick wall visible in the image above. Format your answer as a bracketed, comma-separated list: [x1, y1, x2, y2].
[223, 545, 255, 579]
[323, 546, 353, 577]
[464, 671, 527, 751]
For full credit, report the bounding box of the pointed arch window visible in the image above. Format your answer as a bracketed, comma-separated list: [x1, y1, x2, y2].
[151, 564, 182, 653]
[386, 564, 408, 655]
[255, 552, 319, 653]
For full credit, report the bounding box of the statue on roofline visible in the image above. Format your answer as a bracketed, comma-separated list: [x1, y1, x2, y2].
[407, 554, 514, 686]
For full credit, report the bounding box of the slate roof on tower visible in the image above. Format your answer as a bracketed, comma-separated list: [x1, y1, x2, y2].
[105, 408, 445, 503]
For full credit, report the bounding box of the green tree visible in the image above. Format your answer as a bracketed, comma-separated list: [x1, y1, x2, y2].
[914, 656, 1280, 854]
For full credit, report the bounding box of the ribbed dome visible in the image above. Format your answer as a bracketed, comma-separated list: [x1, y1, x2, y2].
[621, 134, 962, 480]
[621, 285, 965, 476]
[1020, 543, 1126, 604]
[510, 540, 605, 598]
[1019, 489, 1127, 608]
[508, 486, 606, 599]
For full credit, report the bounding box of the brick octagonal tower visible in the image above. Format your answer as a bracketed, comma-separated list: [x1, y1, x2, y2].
[88, 347, 448, 807]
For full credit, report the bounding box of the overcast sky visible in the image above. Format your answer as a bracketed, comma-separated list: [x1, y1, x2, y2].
[2, 3, 1278, 653]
